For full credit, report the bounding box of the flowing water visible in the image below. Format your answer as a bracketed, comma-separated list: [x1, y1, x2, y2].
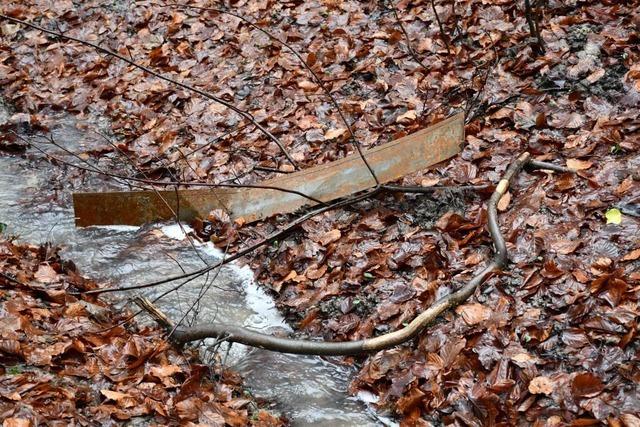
[0, 113, 396, 426]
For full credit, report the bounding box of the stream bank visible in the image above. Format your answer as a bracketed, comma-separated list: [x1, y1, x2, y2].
[0, 113, 393, 426]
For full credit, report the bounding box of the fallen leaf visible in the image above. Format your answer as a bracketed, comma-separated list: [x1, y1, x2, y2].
[552, 239, 581, 255]
[2, 418, 30, 427]
[528, 376, 555, 395]
[298, 80, 318, 90]
[572, 372, 604, 397]
[567, 159, 593, 170]
[510, 352, 540, 367]
[420, 177, 440, 187]
[319, 229, 341, 246]
[396, 110, 417, 123]
[34, 264, 58, 283]
[605, 208, 622, 225]
[586, 68, 606, 83]
[150, 364, 182, 378]
[324, 128, 347, 140]
[455, 303, 491, 326]
[101, 389, 132, 401]
[622, 248, 640, 261]
[497, 191, 511, 211]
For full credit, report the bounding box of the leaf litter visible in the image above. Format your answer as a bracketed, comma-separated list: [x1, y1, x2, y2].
[0, 0, 639, 425]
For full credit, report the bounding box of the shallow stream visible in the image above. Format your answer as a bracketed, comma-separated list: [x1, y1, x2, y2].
[0, 115, 394, 426]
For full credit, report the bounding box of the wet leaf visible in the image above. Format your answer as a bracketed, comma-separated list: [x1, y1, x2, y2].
[528, 376, 555, 395]
[571, 373, 604, 397]
[455, 303, 491, 326]
[319, 229, 341, 246]
[566, 159, 593, 170]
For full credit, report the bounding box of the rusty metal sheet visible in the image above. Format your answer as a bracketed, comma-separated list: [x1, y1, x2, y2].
[73, 113, 464, 226]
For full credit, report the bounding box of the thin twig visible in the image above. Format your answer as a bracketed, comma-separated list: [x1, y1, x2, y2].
[430, 0, 451, 54]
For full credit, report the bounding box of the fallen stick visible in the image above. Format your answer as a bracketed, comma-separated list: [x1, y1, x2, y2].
[155, 153, 565, 355]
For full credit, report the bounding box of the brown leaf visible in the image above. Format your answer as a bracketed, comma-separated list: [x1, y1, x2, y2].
[571, 373, 604, 397]
[324, 128, 347, 140]
[528, 376, 555, 395]
[455, 303, 491, 326]
[551, 239, 581, 255]
[2, 418, 31, 427]
[396, 110, 417, 124]
[34, 264, 58, 283]
[620, 414, 640, 427]
[622, 248, 640, 262]
[567, 159, 593, 171]
[149, 364, 182, 378]
[298, 80, 318, 91]
[319, 229, 341, 246]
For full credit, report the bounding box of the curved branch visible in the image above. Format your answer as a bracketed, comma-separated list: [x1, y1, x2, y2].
[0, 14, 298, 169]
[169, 152, 534, 354]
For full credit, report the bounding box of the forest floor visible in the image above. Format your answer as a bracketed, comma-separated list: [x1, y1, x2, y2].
[1, 0, 640, 425]
[0, 239, 284, 426]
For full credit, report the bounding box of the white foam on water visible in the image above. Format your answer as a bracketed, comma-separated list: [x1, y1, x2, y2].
[160, 223, 193, 240]
[160, 223, 289, 331]
[356, 390, 379, 404]
[90, 225, 141, 232]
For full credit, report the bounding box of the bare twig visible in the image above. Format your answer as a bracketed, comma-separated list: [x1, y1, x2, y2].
[524, 0, 545, 55]
[386, 0, 429, 70]
[430, 0, 451, 54]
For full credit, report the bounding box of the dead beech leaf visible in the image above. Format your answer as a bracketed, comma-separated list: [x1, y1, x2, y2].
[528, 376, 555, 395]
[319, 229, 341, 246]
[101, 389, 132, 401]
[552, 239, 581, 255]
[420, 177, 440, 187]
[586, 68, 606, 83]
[615, 176, 634, 196]
[622, 248, 640, 261]
[324, 128, 347, 140]
[620, 414, 640, 427]
[510, 352, 539, 367]
[150, 364, 182, 378]
[2, 418, 30, 427]
[279, 164, 295, 173]
[572, 372, 604, 397]
[591, 257, 612, 273]
[566, 159, 593, 171]
[497, 191, 511, 211]
[34, 264, 57, 283]
[305, 264, 327, 280]
[396, 110, 417, 123]
[455, 303, 491, 326]
[298, 80, 318, 90]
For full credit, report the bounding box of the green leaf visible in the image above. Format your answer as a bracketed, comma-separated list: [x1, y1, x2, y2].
[0, 223, 6, 234]
[605, 208, 622, 225]
[363, 272, 374, 280]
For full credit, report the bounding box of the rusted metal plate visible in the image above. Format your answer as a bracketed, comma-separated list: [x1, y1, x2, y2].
[73, 113, 464, 226]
